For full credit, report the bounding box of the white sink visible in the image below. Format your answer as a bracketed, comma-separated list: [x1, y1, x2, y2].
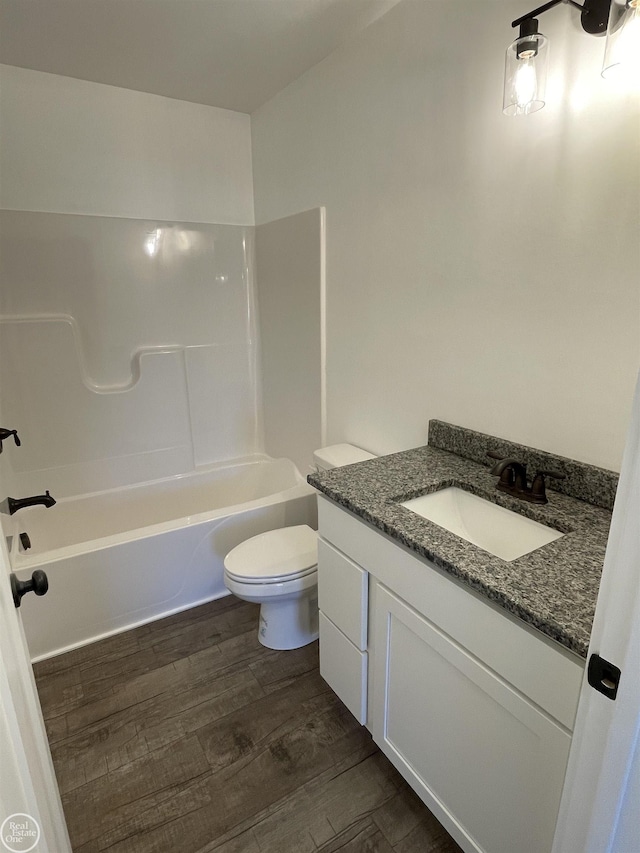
[400, 487, 564, 562]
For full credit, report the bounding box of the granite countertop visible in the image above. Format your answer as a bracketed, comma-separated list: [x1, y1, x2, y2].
[309, 440, 613, 658]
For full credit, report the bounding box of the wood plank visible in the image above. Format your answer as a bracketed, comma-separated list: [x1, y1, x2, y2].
[372, 781, 463, 851]
[392, 817, 465, 853]
[317, 817, 395, 852]
[35, 596, 463, 853]
[62, 735, 210, 848]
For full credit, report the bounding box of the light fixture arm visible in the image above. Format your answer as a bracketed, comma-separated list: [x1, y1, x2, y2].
[512, 0, 582, 29]
[511, 0, 610, 34]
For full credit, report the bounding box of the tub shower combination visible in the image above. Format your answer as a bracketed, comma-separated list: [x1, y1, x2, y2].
[1, 211, 325, 661]
[9, 457, 316, 660]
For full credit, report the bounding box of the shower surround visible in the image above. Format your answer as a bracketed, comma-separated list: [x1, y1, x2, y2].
[0, 210, 260, 498]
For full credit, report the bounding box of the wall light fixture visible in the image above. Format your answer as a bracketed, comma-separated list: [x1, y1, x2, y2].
[503, 0, 638, 115]
[602, 0, 640, 78]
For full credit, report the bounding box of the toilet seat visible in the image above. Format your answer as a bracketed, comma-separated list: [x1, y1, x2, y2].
[223, 524, 317, 585]
[225, 564, 317, 585]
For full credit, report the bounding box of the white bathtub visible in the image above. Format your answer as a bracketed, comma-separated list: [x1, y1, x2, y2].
[9, 456, 317, 661]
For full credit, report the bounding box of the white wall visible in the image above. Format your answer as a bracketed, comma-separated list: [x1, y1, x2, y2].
[252, 0, 640, 472]
[0, 66, 258, 497]
[0, 64, 254, 224]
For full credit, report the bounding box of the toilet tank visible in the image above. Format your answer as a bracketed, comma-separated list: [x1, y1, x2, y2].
[312, 443, 376, 471]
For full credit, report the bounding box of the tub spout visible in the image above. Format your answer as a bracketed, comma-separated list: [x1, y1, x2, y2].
[7, 490, 56, 515]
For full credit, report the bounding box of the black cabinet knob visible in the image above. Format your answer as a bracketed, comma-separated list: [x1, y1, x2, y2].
[10, 570, 49, 608]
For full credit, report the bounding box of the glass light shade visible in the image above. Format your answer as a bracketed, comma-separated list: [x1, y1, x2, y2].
[602, 0, 640, 80]
[503, 32, 549, 115]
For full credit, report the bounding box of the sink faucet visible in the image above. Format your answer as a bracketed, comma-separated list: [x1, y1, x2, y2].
[6, 491, 56, 515]
[486, 452, 565, 505]
[490, 456, 528, 491]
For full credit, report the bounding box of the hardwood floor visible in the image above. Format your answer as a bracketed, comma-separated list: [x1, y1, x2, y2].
[34, 597, 463, 853]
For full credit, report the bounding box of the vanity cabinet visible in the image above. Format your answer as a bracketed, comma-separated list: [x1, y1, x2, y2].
[316, 495, 585, 853]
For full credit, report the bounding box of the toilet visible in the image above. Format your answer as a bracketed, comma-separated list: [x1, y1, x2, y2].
[223, 444, 376, 650]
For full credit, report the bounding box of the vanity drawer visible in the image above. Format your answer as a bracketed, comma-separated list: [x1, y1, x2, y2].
[319, 612, 368, 724]
[318, 538, 368, 649]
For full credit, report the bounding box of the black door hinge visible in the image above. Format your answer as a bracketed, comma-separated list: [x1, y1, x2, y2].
[587, 653, 621, 701]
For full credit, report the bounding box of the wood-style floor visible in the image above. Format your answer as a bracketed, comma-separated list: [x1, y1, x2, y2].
[34, 596, 463, 853]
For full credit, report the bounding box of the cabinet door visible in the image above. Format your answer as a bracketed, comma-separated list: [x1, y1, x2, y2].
[372, 584, 571, 853]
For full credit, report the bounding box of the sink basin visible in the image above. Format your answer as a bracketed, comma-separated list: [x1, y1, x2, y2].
[400, 487, 564, 562]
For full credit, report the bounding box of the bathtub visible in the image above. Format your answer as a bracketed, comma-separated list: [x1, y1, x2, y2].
[9, 456, 317, 661]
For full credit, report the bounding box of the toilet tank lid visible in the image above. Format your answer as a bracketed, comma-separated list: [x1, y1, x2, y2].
[313, 443, 376, 470]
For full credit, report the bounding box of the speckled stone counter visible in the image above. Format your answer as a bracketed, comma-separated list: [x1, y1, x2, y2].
[309, 434, 615, 658]
[429, 420, 619, 511]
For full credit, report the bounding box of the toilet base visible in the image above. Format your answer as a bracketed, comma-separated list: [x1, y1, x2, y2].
[257, 591, 319, 650]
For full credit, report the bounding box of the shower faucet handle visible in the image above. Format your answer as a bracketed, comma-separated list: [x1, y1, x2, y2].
[0, 428, 21, 453]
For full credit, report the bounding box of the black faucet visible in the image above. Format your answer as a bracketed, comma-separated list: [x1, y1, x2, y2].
[487, 451, 565, 504]
[7, 491, 56, 515]
[0, 428, 21, 453]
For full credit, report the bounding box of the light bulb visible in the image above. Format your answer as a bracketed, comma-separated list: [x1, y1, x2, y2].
[515, 60, 537, 108]
[503, 27, 548, 115]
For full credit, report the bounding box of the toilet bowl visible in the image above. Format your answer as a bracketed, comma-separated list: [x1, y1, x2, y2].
[224, 525, 318, 650]
[223, 444, 376, 650]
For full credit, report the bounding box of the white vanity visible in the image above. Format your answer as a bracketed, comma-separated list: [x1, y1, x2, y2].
[317, 494, 585, 853]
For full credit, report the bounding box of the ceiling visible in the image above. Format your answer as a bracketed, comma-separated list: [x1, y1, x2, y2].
[0, 0, 402, 113]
